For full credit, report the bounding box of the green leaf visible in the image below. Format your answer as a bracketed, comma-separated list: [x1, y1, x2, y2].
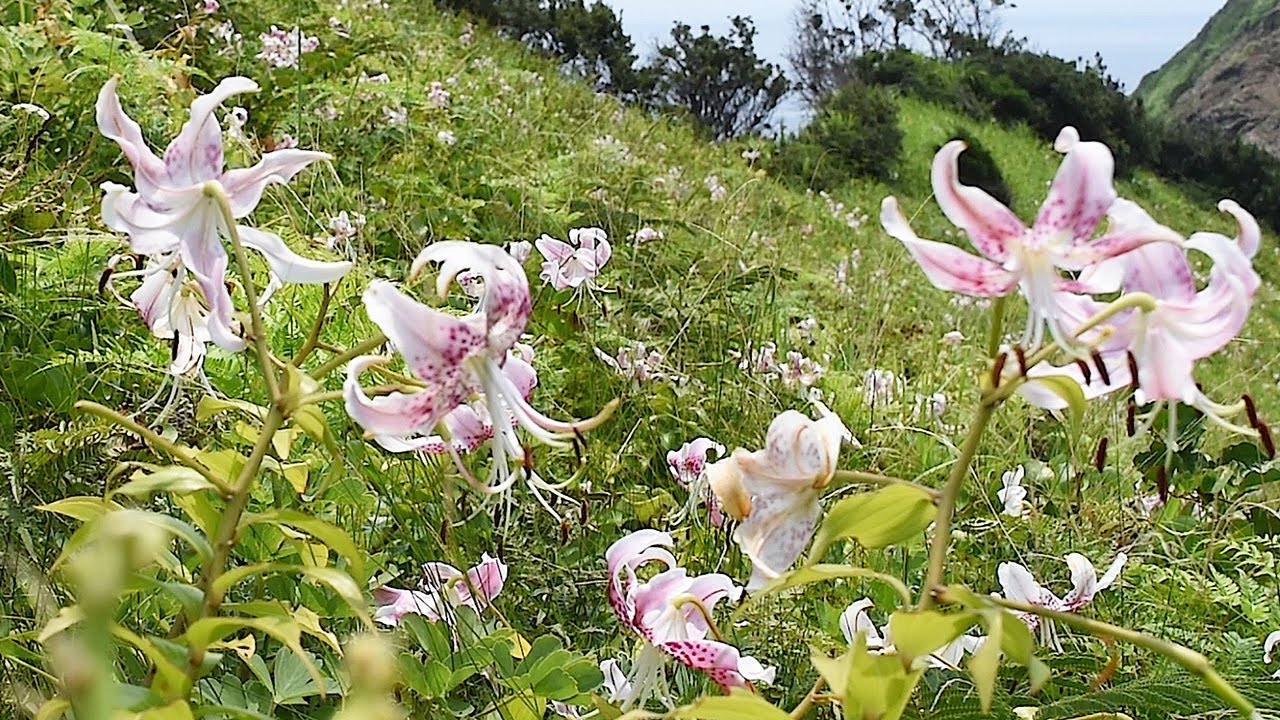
[37, 495, 124, 523]
[671, 690, 793, 719]
[887, 609, 979, 663]
[809, 484, 937, 559]
[1027, 374, 1087, 434]
[135, 700, 195, 720]
[112, 466, 215, 498]
[968, 609, 1003, 712]
[184, 616, 325, 695]
[211, 563, 367, 621]
[738, 564, 910, 617]
[197, 396, 267, 422]
[240, 510, 365, 583]
[272, 648, 323, 705]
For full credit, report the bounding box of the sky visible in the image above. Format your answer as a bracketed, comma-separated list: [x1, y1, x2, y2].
[609, 0, 1228, 95]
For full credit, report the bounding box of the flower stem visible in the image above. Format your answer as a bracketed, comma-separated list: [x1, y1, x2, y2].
[828, 470, 940, 500]
[309, 333, 388, 380]
[74, 401, 231, 496]
[205, 182, 279, 400]
[291, 282, 335, 367]
[789, 676, 826, 719]
[972, 592, 1258, 719]
[917, 403, 994, 610]
[985, 296, 1006, 359]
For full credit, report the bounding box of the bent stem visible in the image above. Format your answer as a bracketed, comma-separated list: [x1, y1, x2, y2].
[310, 333, 388, 380]
[829, 470, 940, 500]
[75, 400, 231, 496]
[972, 592, 1258, 719]
[789, 676, 826, 719]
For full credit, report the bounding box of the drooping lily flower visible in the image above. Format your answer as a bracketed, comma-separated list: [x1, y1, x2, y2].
[881, 127, 1180, 350]
[838, 598, 984, 669]
[535, 227, 611, 290]
[706, 404, 851, 590]
[1264, 631, 1280, 678]
[667, 438, 726, 524]
[373, 552, 507, 627]
[605, 530, 775, 710]
[997, 552, 1126, 650]
[97, 76, 352, 352]
[1017, 200, 1262, 440]
[344, 241, 613, 501]
[998, 465, 1027, 518]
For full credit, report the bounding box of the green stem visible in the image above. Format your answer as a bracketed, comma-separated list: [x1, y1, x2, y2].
[309, 333, 388, 381]
[828, 469, 940, 500]
[184, 403, 286, 686]
[985, 295, 1006, 359]
[291, 282, 335, 367]
[918, 402, 995, 610]
[205, 182, 279, 400]
[789, 676, 826, 719]
[75, 401, 230, 496]
[977, 593, 1257, 719]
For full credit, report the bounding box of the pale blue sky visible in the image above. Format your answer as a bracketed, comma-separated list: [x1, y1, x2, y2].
[611, 0, 1228, 93]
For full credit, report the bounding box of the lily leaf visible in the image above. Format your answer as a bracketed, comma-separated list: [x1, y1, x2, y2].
[809, 484, 936, 559]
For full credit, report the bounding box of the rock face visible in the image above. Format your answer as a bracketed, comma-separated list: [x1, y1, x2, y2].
[1137, 0, 1280, 156]
[1174, 6, 1280, 155]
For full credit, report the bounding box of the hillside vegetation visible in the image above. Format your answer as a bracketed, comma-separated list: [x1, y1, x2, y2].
[2, 1, 1280, 719]
[1135, 0, 1280, 118]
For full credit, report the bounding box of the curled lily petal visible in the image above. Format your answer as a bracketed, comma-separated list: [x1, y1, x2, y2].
[96, 78, 168, 197]
[660, 639, 775, 691]
[411, 240, 531, 354]
[236, 225, 353, 283]
[930, 141, 1024, 261]
[221, 148, 331, 218]
[344, 355, 456, 444]
[1033, 131, 1117, 245]
[881, 197, 1017, 297]
[163, 76, 258, 185]
[456, 553, 508, 610]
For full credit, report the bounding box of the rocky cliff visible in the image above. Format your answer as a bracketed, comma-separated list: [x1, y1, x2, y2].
[1136, 0, 1280, 155]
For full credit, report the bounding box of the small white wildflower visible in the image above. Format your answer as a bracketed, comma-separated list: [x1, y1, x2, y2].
[427, 81, 451, 109]
[382, 106, 408, 127]
[631, 226, 663, 244]
[436, 129, 457, 145]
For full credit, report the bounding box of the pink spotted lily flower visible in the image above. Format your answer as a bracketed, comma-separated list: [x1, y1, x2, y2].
[535, 227, 611, 290]
[667, 438, 726, 524]
[374, 552, 507, 628]
[997, 552, 1126, 650]
[1016, 200, 1263, 442]
[706, 404, 851, 590]
[881, 127, 1180, 350]
[605, 530, 775, 710]
[344, 241, 613, 500]
[97, 76, 352, 358]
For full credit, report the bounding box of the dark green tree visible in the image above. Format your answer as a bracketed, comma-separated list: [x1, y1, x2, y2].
[646, 17, 789, 140]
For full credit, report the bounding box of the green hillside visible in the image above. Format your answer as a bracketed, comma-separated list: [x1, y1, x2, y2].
[2, 1, 1279, 718]
[1135, 0, 1280, 116]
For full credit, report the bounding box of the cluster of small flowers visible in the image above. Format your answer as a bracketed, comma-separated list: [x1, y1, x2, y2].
[738, 342, 825, 388]
[326, 211, 366, 254]
[595, 342, 667, 383]
[427, 82, 450, 109]
[653, 167, 690, 199]
[222, 107, 249, 145]
[458, 22, 475, 46]
[862, 368, 904, 407]
[535, 227, 611, 291]
[704, 175, 728, 203]
[208, 20, 242, 52]
[257, 26, 319, 69]
[630, 226, 663, 244]
[436, 129, 457, 146]
[382, 106, 408, 127]
[818, 190, 869, 229]
[592, 135, 636, 164]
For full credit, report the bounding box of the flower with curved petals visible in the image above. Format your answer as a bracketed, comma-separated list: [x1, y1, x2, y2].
[1263, 631, 1280, 677]
[1016, 200, 1262, 440]
[706, 403, 851, 589]
[667, 438, 726, 524]
[997, 552, 1125, 650]
[373, 553, 507, 628]
[839, 598, 984, 669]
[605, 530, 775, 710]
[96, 76, 352, 353]
[881, 127, 1181, 350]
[535, 227, 611, 290]
[998, 466, 1027, 518]
[344, 241, 614, 502]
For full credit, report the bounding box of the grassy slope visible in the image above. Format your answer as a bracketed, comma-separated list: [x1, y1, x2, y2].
[1134, 0, 1280, 117]
[3, 0, 1280, 714]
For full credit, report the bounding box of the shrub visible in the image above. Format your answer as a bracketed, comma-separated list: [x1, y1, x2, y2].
[771, 81, 902, 188]
[947, 128, 1013, 207]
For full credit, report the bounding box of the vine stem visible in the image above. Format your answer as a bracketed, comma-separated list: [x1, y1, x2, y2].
[958, 591, 1259, 719]
[309, 333, 388, 380]
[75, 401, 231, 496]
[829, 470, 940, 500]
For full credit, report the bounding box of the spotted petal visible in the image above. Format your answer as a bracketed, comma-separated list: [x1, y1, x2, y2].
[221, 148, 332, 218]
[881, 197, 1017, 297]
[930, 141, 1025, 262]
[163, 76, 258, 186]
[660, 639, 776, 691]
[1033, 130, 1116, 245]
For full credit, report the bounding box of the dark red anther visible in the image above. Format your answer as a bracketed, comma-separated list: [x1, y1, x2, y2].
[1015, 346, 1028, 376]
[1260, 424, 1276, 459]
[1244, 394, 1260, 429]
[560, 517, 570, 545]
[98, 267, 113, 295]
[1126, 401, 1136, 437]
[1126, 351, 1139, 389]
[1075, 358, 1093, 385]
[1094, 437, 1108, 473]
[1156, 466, 1169, 504]
[990, 352, 1008, 388]
[1091, 350, 1111, 386]
[580, 495, 590, 526]
[439, 517, 449, 545]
